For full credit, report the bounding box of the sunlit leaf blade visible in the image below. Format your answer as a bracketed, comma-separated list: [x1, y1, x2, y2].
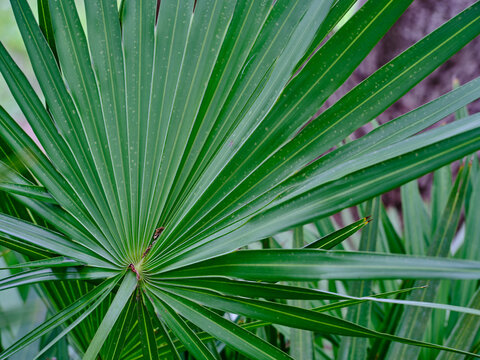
[84, 271, 137, 360]
[0, 21, 82, 194]
[149, 0, 238, 253]
[104, 294, 136, 360]
[271, 0, 480, 199]
[152, 278, 480, 316]
[166, 0, 333, 218]
[304, 217, 370, 250]
[159, 249, 480, 281]
[359, 297, 480, 317]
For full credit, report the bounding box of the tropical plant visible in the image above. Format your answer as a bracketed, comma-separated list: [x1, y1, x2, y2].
[276, 150, 480, 359]
[1, 0, 480, 358]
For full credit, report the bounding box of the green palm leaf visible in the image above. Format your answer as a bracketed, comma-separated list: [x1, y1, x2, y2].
[1, 0, 480, 358]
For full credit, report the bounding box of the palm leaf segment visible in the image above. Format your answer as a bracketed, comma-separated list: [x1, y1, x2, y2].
[1, 0, 480, 358]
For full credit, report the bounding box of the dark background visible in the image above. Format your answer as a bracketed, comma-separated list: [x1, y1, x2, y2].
[330, 0, 480, 208]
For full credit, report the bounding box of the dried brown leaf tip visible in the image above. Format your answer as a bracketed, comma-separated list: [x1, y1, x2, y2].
[129, 263, 141, 281]
[141, 227, 165, 259]
[153, 227, 165, 240]
[364, 216, 373, 224]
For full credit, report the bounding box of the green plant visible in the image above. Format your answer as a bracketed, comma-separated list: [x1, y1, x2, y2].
[277, 151, 480, 359]
[1, 0, 480, 358]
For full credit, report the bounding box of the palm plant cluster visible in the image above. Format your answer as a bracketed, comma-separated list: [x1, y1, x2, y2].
[1, 0, 480, 358]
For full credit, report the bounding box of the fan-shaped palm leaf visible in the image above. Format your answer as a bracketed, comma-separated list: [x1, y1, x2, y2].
[1, 0, 480, 358]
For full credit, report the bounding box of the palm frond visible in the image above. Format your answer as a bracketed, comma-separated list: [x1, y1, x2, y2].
[1, 0, 480, 358]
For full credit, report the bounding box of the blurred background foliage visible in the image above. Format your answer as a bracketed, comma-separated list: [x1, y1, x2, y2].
[0, 2, 100, 357]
